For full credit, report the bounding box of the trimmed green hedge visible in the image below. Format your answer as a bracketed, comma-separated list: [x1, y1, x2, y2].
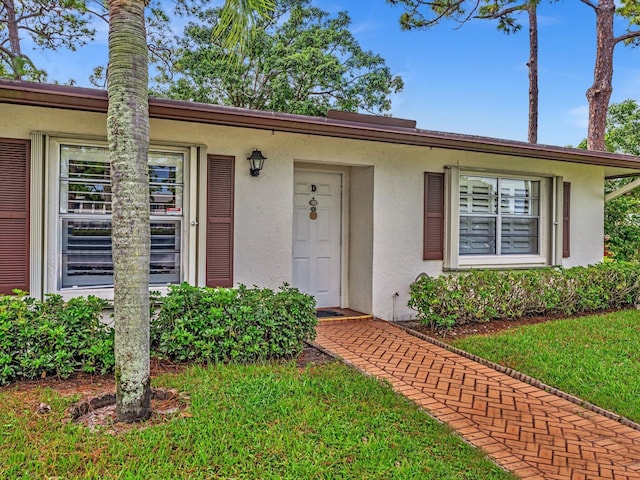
[409, 262, 640, 329]
[0, 293, 114, 385]
[150, 283, 317, 363]
[0, 284, 317, 385]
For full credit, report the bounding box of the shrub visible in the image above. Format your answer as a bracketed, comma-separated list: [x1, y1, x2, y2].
[409, 262, 640, 329]
[0, 292, 113, 385]
[151, 283, 317, 363]
[0, 283, 316, 386]
[604, 189, 640, 262]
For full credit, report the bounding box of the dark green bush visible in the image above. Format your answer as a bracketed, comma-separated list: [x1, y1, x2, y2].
[0, 283, 316, 386]
[409, 262, 640, 328]
[0, 292, 114, 385]
[150, 283, 317, 363]
[605, 188, 640, 262]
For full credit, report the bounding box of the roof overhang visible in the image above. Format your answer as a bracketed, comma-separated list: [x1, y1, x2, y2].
[2, 79, 640, 174]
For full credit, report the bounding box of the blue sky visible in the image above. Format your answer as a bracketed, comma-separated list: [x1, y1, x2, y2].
[29, 0, 640, 147]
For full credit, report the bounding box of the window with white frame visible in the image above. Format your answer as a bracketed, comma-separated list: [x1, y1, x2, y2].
[58, 144, 184, 289]
[459, 175, 540, 256]
[440, 167, 561, 270]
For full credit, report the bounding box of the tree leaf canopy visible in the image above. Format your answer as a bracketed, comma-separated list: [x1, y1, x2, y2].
[154, 0, 403, 116]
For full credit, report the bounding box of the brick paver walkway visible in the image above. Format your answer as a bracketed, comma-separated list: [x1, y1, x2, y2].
[314, 320, 640, 480]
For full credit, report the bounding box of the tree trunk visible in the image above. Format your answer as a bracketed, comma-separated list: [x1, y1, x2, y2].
[527, 3, 538, 144]
[5, 0, 23, 79]
[586, 0, 615, 151]
[107, 0, 152, 423]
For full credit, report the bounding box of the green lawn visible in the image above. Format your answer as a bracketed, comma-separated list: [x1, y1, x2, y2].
[0, 362, 514, 479]
[451, 309, 640, 423]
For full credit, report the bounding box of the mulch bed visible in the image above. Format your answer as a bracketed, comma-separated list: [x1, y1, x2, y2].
[398, 309, 621, 342]
[296, 343, 335, 367]
[1, 347, 333, 396]
[0, 311, 614, 403]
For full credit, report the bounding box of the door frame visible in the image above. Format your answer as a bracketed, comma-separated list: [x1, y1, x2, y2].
[293, 165, 350, 308]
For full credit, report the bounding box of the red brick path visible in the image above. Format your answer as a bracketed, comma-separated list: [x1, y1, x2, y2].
[314, 320, 640, 479]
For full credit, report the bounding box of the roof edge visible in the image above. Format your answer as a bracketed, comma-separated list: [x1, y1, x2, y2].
[2, 79, 640, 170]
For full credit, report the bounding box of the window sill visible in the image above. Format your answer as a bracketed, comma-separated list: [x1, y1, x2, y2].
[448, 255, 550, 271]
[51, 285, 173, 303]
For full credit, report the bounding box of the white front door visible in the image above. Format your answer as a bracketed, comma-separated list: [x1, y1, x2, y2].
[293, 171, 342, 308]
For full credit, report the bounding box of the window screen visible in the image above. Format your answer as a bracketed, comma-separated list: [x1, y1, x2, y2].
[59, 145, 184, 289]
[459, 175, 540, 256]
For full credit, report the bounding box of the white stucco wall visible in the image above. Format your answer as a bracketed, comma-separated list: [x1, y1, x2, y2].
[368, 147, 605, 320]
[2, 103, 607, 321]
[348, 166, 374, 314]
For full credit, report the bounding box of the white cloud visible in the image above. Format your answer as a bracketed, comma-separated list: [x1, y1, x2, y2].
[514, 61, 528, 73]
[613, 68, 640, 99]
[350, 20, 381, 35]
[567, 104, 589, 129]
[537, 14, 561, 27]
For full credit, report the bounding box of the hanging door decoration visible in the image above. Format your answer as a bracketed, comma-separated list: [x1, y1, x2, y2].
[309, 196, 318, 220]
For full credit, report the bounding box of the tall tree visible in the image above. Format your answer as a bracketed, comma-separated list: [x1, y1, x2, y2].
[107, 0, 272, 422]
[0, 0, 100, 81]
[477, 0, 539, 143]
[579, 100, 640, 261]
[0, 0, 173, 87]
[387, 0, 541, 143]
[580, 0, 640, 151]
[154, 0, 403, 116]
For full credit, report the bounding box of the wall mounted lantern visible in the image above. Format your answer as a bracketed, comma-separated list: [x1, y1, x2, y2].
[247, 149, 267, 177]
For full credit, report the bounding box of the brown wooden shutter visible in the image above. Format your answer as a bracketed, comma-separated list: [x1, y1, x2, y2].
[0, 138, 30, 294]
[562, 182, 571, 258]
[206, 155, 234, 287]
[424, 172, 444, 260]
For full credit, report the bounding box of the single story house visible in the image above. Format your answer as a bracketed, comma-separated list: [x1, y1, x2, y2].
[1, 79, 640, 321]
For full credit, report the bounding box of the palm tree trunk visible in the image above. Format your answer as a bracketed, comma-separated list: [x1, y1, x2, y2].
[107, 0, 152, 423]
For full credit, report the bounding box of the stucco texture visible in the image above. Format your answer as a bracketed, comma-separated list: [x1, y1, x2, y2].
[2, 103, 608, 320]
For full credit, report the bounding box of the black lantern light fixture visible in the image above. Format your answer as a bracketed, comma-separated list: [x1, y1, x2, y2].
[247, 149, 267, 177]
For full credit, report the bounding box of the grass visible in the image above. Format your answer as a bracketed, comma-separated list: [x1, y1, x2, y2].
[0, 362, 514, 479]
[451, 308, 640, 423]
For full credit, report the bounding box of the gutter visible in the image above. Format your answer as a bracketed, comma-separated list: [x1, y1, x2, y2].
[3, 79, 640, 170]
